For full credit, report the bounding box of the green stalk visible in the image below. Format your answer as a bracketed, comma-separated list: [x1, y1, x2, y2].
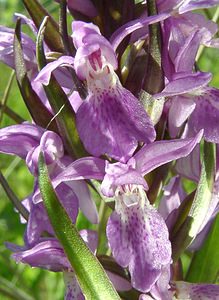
[38, 154, 121, 300]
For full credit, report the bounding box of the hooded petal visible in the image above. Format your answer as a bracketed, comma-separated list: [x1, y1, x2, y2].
[134, 131, 203, 176]
[107, 189, 171, 292]
[76, 85, 156, 162]
[101, 160, 148, 197]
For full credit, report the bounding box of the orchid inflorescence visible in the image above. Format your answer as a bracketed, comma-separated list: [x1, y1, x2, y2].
[0, 0, 219, 299]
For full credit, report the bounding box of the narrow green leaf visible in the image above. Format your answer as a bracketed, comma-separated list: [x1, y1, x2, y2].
[36, 17, 86, 158]
[172, 142, 216, 261]
[186, 213, 219, 283]
[14, 19, 58, 132]
[22, 0, 64, 52]
[38, 154, 121, 300]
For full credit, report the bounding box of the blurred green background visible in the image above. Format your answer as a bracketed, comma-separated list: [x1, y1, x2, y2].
[0, 1, 219, 299]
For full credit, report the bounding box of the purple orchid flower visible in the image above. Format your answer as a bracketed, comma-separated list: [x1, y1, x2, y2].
[154, 42, 219, 142]
[110, 0, 219, 52]
[43, 131, 203, 293]
[6, 229, 97, 300]
[35, 21, 156, 162]
[0, 123, 98, 239]
[0, 14, 75, 111]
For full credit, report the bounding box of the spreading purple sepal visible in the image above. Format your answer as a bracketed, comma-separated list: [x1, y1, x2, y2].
[134, 130, 203, 176]
[106, 186, 172, 292]
[34, 56, 75, 86]
[110, 13, 171, 51]
[38, 156, 106, 198]
[154, 72, 212, 98]
[6, 230, 97, 272]
[8, 238, 71, 271]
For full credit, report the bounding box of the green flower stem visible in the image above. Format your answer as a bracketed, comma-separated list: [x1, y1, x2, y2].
[143, 0, 164, 94]
[38, 154, 121, 300]
[0, 170, 29, 221]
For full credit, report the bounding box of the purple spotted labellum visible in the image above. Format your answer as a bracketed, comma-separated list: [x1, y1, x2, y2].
[36, 21, 156, 162]
[173, 281, 219, 299]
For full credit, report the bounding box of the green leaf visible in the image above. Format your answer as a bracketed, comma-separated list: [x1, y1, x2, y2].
[172, 142, 216, 261]
[38, 154, 121, 300]
[36, 17, 86, 158]
[186, 213, 219, 283]
[22, 0, 64, 52]
[14, 18, 58, 132]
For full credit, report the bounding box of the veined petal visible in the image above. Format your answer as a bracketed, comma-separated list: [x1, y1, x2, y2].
[174, 281, 219, 299]
[76, 85, 156, 162]
[168, 96, 196, 138]
[134, 131, 203, 176]
[175, 145, 201, 182]
[107, 189, 171, 292]
[159, 176, 185, 221]
[66, 180, 98, 224]
[110, 13, 170, 51]
[188, 88, 219, 143]
[33, 157, 105, 204]
[178, 0, 219, 14]
[11, 238, 70, 271]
